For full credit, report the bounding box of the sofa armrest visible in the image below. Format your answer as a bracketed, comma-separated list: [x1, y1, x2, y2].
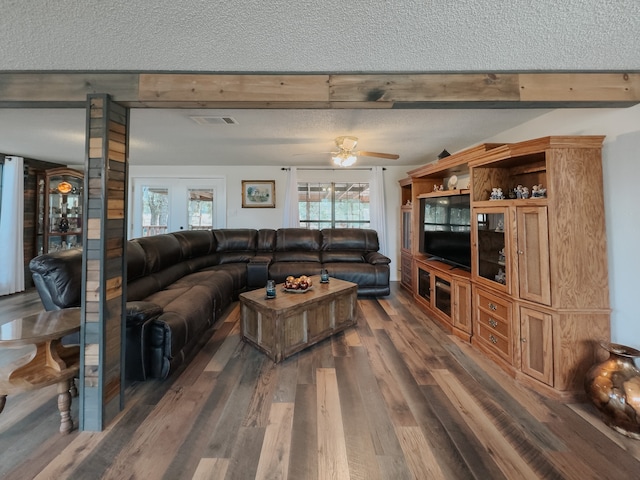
[126, 301, 163, 326]
[365, 252, 391, 265]
[125, 301, 163, 381]
[247, 255, 272, 288]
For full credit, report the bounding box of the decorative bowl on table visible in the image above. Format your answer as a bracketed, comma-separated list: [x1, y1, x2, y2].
[283, 275, 313, 293]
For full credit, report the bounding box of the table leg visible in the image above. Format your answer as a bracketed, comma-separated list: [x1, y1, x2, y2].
[57, 380, 73, 434]
[0, 395, 5, 414]
[69, 378, 78, 397]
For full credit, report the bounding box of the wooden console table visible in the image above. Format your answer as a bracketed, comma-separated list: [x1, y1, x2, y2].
[239, 275, 358, 362]
[0, 308, 81, 434]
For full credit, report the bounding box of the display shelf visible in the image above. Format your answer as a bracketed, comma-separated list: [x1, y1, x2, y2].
[416, 188, 471, 199]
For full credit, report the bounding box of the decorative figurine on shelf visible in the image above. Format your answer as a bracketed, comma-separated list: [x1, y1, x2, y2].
[433, 184, 439, 192]
[490, 187, 505, 200]
[495, 268, 506, 284]
[531, 184, 547, 198]
[498, 248, 506, 265]
[59, 217, 69, 232]
[515, 185, 523, 198]
[438, 184, 444, 191]
[495, 220, 504, 232]
[514, 184, 530, 199]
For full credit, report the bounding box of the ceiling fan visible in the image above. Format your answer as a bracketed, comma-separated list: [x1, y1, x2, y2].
[331, 136, 399, 167]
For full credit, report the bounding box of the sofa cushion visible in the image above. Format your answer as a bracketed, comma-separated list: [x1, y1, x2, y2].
[321, 228, 380, 252]
[323, 262, 390, 288]
[127, 241, 147, 281]
[275, 228, 321, 263]
[204, 263, 248, 295]
[257, 229, 276, 252]
[213, 229, 258, 264]
[321, 251, 365, 263]
[135, 234, 183, 273]
[276, 228, 321, 251]
[213, 229, 257, 251]
[269, 262, 324, 283]
[127, 275, 163, 302]
[173, 230, 215, 259]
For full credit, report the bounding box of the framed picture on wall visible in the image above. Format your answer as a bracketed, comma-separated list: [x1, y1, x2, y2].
[241, 180, 276, 208]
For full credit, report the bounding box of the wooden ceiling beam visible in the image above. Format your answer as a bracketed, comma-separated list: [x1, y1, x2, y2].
[138, 74, 329, 102]
[0, 72, 638, 108]
[329, 73, 521, 102]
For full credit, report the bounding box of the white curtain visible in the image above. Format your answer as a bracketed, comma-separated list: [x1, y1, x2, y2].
[282, 167, 300, 227]
[0, 156, 25, 296]
[369, 166, 387, 255]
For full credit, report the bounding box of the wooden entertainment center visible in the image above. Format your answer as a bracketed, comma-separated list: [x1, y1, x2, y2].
[399, 136, 610, 399]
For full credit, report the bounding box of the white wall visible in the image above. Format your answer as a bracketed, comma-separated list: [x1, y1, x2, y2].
[482, 105, 640, 348]
[129, 164, 417, 281]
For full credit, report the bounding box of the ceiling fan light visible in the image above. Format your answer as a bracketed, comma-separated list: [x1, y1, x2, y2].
[342, 154, 357, 167]
[332, 152, 357, 167]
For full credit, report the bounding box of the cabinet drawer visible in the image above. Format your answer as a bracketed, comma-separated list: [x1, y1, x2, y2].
[478, 310, 509, 337]
[476, 290, 510, 320]
[477, 324, 510, 358]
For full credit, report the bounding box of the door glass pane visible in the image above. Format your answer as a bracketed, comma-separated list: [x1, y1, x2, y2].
[435, 276, 452, 316]
[418, 268, 431, 303]
[476, 212, 506, 285]
[142, 186, 169, 236]
[188, 188, 214, 230]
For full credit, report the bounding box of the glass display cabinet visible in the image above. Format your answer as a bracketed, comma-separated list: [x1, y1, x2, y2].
[473, 206, 510, 293]
[36, 167, 84, 255]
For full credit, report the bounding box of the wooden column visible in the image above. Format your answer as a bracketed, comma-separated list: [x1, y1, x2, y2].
[80, 94, 128, 431]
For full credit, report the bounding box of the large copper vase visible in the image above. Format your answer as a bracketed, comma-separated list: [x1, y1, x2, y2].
[584, 341, 640, 439]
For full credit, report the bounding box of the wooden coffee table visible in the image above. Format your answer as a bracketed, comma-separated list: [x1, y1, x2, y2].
[239, 275, 357, 362]
[0, 308, 81, 434]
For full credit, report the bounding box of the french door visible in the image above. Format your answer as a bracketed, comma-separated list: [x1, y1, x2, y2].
[130, 177, 226, 238]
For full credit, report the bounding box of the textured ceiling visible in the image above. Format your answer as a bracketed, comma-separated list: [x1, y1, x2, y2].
[0, 1, 638, 167]
[1, 0, 638, 72]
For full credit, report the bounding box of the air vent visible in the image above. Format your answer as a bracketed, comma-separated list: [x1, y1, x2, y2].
[190, 116, 238, 126]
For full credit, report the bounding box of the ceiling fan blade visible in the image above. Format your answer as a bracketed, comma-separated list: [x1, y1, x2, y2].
[356, 151, 400, 160]
[292, 151, 334, 156]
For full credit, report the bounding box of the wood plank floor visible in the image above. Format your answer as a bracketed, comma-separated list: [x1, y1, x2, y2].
[2, 284, 640, 479]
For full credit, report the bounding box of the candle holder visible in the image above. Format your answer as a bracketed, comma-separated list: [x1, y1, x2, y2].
[266, 279, 276, 299]
[320, 269, 329, 283]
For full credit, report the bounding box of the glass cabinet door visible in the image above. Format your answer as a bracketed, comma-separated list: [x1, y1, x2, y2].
[401, 208, 411, 251]
[473, 207, 510, 293]
[418, 267, 432, 303]
[434, 275, 452, 317]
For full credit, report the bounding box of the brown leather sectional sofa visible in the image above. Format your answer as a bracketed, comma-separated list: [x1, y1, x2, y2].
[29, 228, 390, 381]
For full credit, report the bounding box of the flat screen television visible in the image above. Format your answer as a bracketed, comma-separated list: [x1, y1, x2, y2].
[420, 194, 471, 270]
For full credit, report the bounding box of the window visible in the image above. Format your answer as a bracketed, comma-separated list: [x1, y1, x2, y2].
[298, 182, 370, 229]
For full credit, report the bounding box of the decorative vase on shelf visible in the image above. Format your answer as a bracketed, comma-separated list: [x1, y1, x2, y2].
[584, 341, 640, 439]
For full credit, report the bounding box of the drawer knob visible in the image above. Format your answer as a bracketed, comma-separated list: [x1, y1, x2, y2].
[488, 302, 497, 311]
[489, 334, 498, 344]
[488, 318, 498, 328]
